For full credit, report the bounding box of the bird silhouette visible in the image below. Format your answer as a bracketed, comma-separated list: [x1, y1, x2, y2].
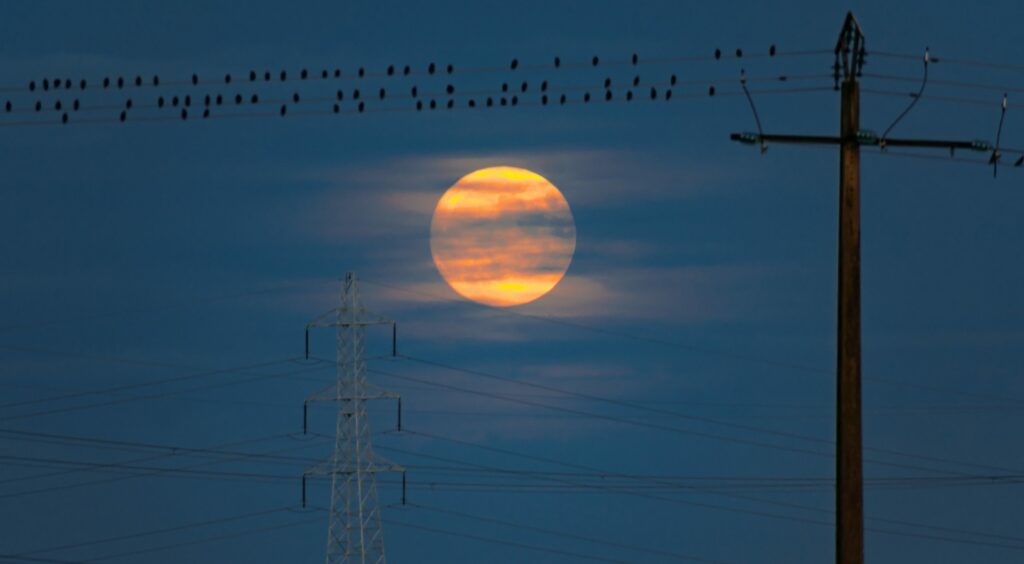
[511, 59, 519, 70]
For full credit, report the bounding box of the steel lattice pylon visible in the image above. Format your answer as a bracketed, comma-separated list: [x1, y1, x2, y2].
[303, 272, 403, 564]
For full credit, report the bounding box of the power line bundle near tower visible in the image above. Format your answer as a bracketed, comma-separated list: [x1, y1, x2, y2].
[302, 272, 404, 564]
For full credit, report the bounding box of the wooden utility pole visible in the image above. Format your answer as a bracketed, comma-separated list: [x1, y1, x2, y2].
[836, 56, 863, 564]
[730, 11, 994, 564]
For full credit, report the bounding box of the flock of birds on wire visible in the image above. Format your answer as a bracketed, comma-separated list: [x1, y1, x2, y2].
[3, 43, 1024, 175]
[0, 45, 824, 127]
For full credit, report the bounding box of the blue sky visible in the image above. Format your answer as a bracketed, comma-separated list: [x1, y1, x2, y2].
[1, 1, 1023, 562]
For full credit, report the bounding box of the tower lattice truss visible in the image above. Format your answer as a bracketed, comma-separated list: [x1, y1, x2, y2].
[303, 272, 403, 564]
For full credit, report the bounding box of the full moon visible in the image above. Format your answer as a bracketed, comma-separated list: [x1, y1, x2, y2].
[430, 166, 576, 307]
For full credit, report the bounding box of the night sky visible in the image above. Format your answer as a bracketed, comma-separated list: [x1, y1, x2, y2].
[2, 1, 1023, 563]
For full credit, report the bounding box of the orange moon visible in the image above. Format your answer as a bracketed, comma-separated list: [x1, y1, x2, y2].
[430, 166, 576, 307]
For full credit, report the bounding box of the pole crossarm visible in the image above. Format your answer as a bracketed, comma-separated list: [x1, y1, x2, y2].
[731, 132, 993, 152]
